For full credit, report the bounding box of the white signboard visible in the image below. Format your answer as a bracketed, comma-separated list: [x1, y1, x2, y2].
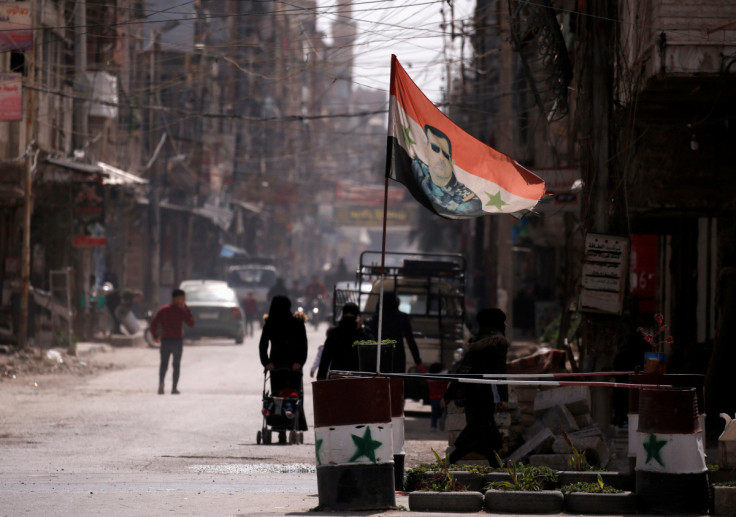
[579, 233, 630, 314]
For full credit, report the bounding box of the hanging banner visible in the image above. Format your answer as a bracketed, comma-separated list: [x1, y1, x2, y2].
[0, 3, 32, 52]
[72, 181, 106, 247]
[0, 73, 22, 120]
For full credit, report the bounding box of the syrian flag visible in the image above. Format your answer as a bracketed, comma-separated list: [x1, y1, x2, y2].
[386, 55, 545, 219]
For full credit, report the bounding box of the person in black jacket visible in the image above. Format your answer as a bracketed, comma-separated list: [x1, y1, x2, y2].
[445, 308, 509, 464]
[367, 293, 425, 373]
[259, 295, 308, 432]
[316, 303, 371, 380]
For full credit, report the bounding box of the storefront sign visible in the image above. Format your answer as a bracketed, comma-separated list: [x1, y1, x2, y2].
[0, 3, 32, 51]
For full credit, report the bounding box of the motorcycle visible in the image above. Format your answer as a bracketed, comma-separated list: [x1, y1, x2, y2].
[296, 296, 325, 330]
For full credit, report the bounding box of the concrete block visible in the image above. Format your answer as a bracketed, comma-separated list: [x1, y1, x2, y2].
[522, 419, 548, 442]
[534, 386, 591, 415]
[507, 427, 554, 463]
[444, 413, 466, 431]
[552, 435, 610, 468]
[575, 412, 593, 428]
[506, 390, 519, 410]
[518, 413, 536, 427]
[529, 454, 573, 470]
[571, 425, 604, 439]
[540, 404, 579, 434]
[495, 412, 512, 429]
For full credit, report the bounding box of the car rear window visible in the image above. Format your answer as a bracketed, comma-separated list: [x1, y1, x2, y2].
[187, 288, 237, 303]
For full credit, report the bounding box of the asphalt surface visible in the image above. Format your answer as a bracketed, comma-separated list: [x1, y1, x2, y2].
[1, 324, 453, 516]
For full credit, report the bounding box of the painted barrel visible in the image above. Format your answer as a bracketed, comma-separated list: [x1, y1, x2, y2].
[635, 387, 709, 514]
[389, 378, 405, 491]
[627, 374, 705, 459]
[313, 377, 396, 510]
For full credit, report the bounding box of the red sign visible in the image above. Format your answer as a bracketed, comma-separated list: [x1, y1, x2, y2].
[72, 181, 106, 247]
[0, 73, 22, 120]
[630, 234, 658, 313]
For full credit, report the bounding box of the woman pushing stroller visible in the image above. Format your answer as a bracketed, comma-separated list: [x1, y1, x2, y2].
[259, 295, 308, 439]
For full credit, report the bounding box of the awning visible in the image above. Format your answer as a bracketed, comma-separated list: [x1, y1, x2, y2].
[45, 157, 148, 186]
[96, 162, 148, 185]
[231, 199, 262, 214]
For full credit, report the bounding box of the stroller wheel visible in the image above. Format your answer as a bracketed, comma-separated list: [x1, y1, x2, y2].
[278, 431, 286, 444]
[264, 429, 272, 445]
[257, 430, 262, 445]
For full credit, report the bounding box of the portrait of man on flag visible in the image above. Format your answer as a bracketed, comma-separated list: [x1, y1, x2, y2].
[410, 124, 482, 217]
[387, 55, 545, 220]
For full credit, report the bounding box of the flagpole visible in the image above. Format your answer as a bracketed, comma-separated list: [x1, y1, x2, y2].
[375, 175, 390, 374]
[377, 57, 398, 375]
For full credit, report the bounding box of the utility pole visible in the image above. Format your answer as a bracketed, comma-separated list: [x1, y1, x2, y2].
[18, 1, 36, 350]
[581, 1, 617, 429]
[148, 30, 161, 311]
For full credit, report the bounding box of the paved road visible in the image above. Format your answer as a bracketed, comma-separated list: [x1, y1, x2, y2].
[0, 324, 453, 516]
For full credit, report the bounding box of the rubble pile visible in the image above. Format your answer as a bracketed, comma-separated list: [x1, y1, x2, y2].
[509, 385, 610, 469]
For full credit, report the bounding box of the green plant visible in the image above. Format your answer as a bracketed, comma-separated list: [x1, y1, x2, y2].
[352, 339, 397, 347]
[488, 452, 558, 491]
[562, 430, 589, 471]
[406, 449, 467, 492]
[54, 329, 78, 352]
[713, 481, 736, 487]
[560, 475, 623, 494]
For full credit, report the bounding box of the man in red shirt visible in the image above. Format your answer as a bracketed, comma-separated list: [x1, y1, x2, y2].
[150, 289, 195, 394]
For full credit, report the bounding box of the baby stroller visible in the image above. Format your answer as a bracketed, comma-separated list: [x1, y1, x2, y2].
[257, 368, 305, 445]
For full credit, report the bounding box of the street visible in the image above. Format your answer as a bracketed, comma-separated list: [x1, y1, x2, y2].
[0, 324, 451, 516]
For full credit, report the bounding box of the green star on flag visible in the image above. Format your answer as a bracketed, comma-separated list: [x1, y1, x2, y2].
[401, 124, 415, 148]
[643, 432, 667, 467]
[315, 438, 323, 466]
[485, 191, 508, 211]
[349, 426, 383, 463]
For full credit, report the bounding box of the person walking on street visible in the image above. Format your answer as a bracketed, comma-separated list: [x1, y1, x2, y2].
[242, 291, 257, 337]
[444, 308, 509, 464]
[259, 295, 309, 436]
[367, 293, 425, 373]
[316, 303, 372, 380]
[150, 289, 195, 395]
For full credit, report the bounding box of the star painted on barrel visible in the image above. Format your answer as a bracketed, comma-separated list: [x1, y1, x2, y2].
[401, 124, 416, 148]
[349, 426, 383, 463]
[643, 432, 667, 467]
[315, 438, 324, 466]
[485, 191, 508, 211]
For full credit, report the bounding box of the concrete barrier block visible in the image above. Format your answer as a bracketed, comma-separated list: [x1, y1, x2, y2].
[444, 413, 466, 431]
[534, 386, 591, 415]
[508, 427, 554, 463]
[575, 412, 593, 428]
[540, 404, 579, 434]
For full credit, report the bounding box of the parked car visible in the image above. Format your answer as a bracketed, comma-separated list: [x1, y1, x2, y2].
[179, 280, 245, 344]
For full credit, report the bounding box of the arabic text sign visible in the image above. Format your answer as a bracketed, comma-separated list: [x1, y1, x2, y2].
[580, 233, 630, 314]
[0, 3, 32, 52]
[0, 73, 22, 120]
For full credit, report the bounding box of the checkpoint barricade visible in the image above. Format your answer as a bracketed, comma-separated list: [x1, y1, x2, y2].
[313, 377, 396, 510]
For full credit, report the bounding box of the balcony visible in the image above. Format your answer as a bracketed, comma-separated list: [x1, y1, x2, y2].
[620, 0, 736, 119]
